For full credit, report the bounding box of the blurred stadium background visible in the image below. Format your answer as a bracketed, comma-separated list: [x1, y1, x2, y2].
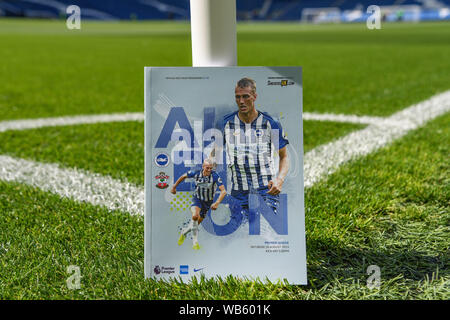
[1, 0, 449, 23]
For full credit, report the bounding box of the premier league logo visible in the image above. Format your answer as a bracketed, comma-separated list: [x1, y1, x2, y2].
[153, 266, 161, 275]
[154, 152, 170, 167]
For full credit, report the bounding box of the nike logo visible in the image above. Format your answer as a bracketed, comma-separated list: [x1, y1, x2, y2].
[194, 268, 205, 272]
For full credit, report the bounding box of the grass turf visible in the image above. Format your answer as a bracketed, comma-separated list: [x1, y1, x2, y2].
[0, 111, 448, 299]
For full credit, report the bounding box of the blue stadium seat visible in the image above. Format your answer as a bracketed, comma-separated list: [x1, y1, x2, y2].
[1, 0, 449, 20]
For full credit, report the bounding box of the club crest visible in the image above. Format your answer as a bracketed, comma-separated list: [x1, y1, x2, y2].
[155, 172, 169, 189]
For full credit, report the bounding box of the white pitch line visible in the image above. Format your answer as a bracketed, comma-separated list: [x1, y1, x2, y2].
[0, 112, 144, 133]
[0, 90, 449, 215]
[1, 111, 384, 133]
[302, 112, 385, 125]
[303, 90, 450, 188]
[0, 155, 144, 216]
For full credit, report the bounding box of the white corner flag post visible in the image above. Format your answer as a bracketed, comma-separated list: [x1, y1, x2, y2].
[190, 0, 237, 67]
[145, 1, 237, 280]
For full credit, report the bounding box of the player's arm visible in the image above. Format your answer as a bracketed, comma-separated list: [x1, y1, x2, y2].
[170, 173, 188, 194]
[277, 145, 290, 182]
[268, 146, 290, 195]
[211, 185, 226, 210]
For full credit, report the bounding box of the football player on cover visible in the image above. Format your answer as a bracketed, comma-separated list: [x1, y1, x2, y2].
[222, 77, 290, 215]
[171, 158, 227, 250]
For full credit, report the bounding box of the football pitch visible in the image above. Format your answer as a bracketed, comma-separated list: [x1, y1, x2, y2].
[0, 18, 449, 299]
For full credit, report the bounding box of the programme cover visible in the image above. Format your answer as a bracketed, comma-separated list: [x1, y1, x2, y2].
[144, 66, 306, 284]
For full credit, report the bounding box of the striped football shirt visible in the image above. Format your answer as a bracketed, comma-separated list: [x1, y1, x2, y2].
[186, 170, 223, 201]
[223, 110, 289, 191]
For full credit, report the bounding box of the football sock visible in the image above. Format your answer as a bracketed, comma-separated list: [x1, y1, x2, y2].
[182, 219, 194, 236]
[192, 220, 199, 244]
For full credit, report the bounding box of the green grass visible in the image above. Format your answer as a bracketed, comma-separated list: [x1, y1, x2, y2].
[0, 19, 449, 299]
[0, 20, 449, 120]
[0, 111, 448, 299]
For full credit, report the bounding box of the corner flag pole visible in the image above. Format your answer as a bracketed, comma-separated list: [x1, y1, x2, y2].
[190, 0, 237, 67]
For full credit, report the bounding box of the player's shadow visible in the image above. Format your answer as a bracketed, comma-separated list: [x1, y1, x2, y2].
[304, 239, 447, 288]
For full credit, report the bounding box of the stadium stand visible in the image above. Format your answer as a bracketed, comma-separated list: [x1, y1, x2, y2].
[0, 0, 449, 21]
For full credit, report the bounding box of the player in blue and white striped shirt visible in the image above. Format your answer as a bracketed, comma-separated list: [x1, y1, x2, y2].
[171, 159, 226, 250]
[223, 77, 290, 213]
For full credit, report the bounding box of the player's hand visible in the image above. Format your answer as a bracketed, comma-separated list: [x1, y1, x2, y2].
[211, 202, 219, 210]
[267, 178, 284, 195]
[170, 186, 177, 195]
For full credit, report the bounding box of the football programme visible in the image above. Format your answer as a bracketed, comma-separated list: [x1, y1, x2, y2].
[0, 0, 449, 302]
[144, 66, 307, 284]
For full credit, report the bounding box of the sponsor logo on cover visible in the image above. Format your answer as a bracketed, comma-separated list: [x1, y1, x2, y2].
[194, 267, 205, 273]
[155, 152, 170, 167]
[267, 79, 294, 87]
[180, 265, 189, 275]
[153, 265, 161, 275]
[155, 172, 169, 189]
